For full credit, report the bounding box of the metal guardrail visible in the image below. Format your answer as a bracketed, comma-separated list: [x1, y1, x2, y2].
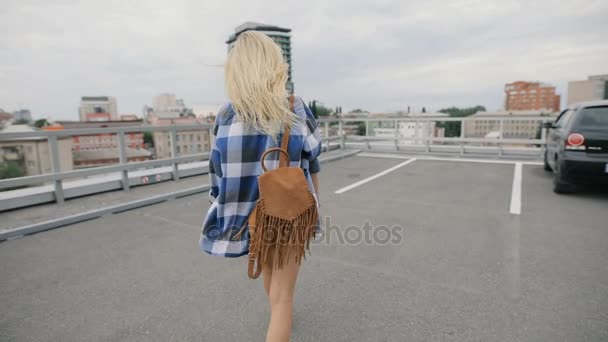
[0, 123, 343, 207]
[0, 116, 553, 207]
[320, 116, 554, 157]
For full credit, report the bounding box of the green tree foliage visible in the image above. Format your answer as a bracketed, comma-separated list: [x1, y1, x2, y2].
[34, 119, 49, 128]
[0, 161, 25, 179]
[308, 100, 332, 118]
[356, 122, 366, 136]
[143, 131, 154, 147]
[437, 106, 486, 137]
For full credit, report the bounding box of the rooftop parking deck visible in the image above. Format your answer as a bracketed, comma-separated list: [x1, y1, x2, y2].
[1, 152, 608, 341]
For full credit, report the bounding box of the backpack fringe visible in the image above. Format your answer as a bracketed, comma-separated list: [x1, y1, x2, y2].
[250, 199, 318, 270]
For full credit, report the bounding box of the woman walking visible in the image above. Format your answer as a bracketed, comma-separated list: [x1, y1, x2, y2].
[200, 31, 322, 342]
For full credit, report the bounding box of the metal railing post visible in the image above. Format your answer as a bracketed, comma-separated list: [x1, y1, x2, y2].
[460, 119, 465, 156]
[169, 127, 179, 181]
[338, 120, 345, 149]
[117, 131, 129, 191]
[394, 120, 399, 151]
[540, 119, 547, 158]
[425, 121, 430, 153]
[324, 121, 330, 150]
[207, 127, 214, 153]
[365, 120, 369, 137]
[48, 136, 64, 204]
[498, 119, 504, 157]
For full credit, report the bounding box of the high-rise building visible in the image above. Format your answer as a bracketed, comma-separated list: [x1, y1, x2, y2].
[226, 22, 294, 93]
[79, 96, 118, 121]
[148, 93, 189, 120]
[504, 81, 560, 112]
[567, 74, 608, 105]
[154, 93, 178, 112]
[12, 109, 32, 122]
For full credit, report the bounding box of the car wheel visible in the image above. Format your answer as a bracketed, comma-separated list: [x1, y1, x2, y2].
[553, 162, 574, 194]
[543, 150, 551, 171]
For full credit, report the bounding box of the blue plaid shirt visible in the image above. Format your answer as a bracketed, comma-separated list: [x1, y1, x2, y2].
[199, 96, 323, 257]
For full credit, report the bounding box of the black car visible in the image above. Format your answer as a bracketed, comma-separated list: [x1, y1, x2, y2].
[544, 100, 608, 193]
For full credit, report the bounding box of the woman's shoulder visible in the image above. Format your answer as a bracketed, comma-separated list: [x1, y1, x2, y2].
[215, 102, 236, 125]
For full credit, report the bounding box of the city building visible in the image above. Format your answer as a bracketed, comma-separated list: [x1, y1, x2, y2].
[79, 96, 118, 121]
[145, 93, 193, 121]
[153, 93, 182, 113]
[56, 120, 145, 151]
[54, 120, 151, 169]
[0, 125, 73, 176]
[12, 109, 32, 122]
[120, 114, 139, 121]
[0, 111, 14, 129]
[567, 74, 608, 105]
[150, 118, 211, 159]
[227, 22, 293, 92]
[374, 112, 448, 144]
[464, 110, 556, 140]
[504, 81, 560, 112]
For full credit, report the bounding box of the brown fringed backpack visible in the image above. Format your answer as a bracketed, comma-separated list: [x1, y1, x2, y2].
[237, 95, 318, 279]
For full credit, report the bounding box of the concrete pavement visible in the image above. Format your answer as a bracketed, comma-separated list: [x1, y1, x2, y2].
[1, 154, 608, 341]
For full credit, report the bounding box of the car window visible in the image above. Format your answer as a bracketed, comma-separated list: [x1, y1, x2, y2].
[574, 106, 608, 129]
[555, 109, 574, 128]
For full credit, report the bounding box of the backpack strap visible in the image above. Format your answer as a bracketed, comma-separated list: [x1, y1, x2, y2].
[279, 95, 294, 168]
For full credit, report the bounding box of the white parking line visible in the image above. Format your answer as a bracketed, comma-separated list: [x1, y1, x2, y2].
[335, 158, 417, 194]
[509, 162, 523, 215]
[357, 152, 543, 166]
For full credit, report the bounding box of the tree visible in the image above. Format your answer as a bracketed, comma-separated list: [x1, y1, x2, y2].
[315, 104, 331, 117]
[34, 119, 49, 128]
[422, 107, 426, 113]
[356, 122, 366, 136]
[349, 108, 369, 114]
[143, 131, 155, 147]
[0, 161, 25, 179]
[307, 100, 331, 117]
[437, 106, 486, 137]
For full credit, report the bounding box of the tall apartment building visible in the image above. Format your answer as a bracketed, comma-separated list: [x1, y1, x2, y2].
[226, 22, 294, 93]
[567, 74, 608, 105]
[12, 109, 32, 122]
[79, 96, 118, 121]
[146, 93, 190, 121]
[504, 81, 560, 112]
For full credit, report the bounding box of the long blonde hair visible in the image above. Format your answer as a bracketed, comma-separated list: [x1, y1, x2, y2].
[225, 31, 298, 137]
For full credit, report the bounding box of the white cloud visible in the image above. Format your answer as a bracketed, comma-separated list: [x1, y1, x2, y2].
[0, 0, 606, 118]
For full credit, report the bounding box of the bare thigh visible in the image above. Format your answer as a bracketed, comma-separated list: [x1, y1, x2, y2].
[268, 254, 300, 305]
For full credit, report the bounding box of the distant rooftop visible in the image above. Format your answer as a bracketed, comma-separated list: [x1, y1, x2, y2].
[226, 22, 291, 44]
[81, 96, 111, 101]
[472, 110, 557, 116]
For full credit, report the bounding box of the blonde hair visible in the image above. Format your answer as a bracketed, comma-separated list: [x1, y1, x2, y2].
[225, 31, 298, 137]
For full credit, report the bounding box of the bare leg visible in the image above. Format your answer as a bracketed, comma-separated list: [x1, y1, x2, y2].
[266, 254, 300, 342]
[262, 256, 273, 297]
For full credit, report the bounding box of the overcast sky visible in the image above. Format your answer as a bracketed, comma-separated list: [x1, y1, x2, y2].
[1, 0, 607, 120]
